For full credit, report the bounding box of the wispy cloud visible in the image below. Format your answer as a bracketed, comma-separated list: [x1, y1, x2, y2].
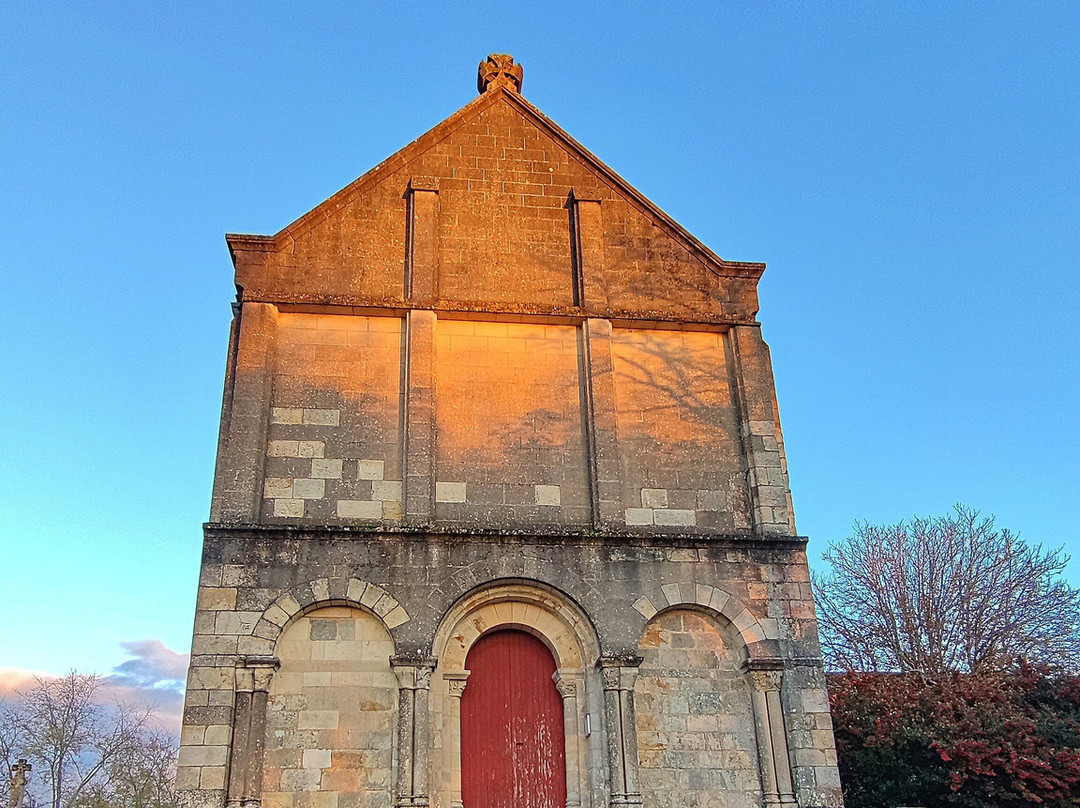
[104, 640, 189, 733]
[0, 641, 190, 734]
[108, 640, 188, 691]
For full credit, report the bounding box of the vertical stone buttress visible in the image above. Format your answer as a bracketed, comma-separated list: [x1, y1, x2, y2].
[403, 176, 440, 527]
[211, 302, 278, 522]
[581, 318, 624, 530]
[726, 326, 796, 536]
[403, 310, 437, 527]
[569, 191, 607, 308]
[405, 177, 439, 304]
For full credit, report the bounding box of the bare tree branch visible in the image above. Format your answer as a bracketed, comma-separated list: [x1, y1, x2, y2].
[813, 505, 1080, 673]
[0, 673, 175, 808]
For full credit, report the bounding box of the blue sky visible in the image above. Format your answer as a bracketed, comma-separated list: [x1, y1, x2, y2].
[1, 3, 1077, 694]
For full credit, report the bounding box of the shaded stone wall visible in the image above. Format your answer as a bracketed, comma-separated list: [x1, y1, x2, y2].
[263, 313, 403, 523]
[611, 329, 747, 531]
[226, 309, 786, 536]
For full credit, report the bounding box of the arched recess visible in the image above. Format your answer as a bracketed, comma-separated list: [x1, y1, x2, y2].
[223, 581, 410, 808]
[430, 579, 601, 808]
[261, 603, 398, 808]
[631, 594, 798, 808]
[635, 607, 758, 808]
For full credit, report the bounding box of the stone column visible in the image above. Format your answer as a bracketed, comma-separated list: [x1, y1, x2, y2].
[748, 667, 797, 808]
[402, 310, 437, 527]
[598, 657, 642, 807]
[443, 672, 470, 808]
[581, 319, 624, 530]
[392, 657, 437, 808]
[553, 670, 584, 808]
[569, 191, 607, 308]
[226, 656, 280, 808]
[405, 177, 440, 305]
[212, 302, 278, 523]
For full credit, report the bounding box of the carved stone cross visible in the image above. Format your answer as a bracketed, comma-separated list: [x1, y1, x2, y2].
[9, 759, 31, 808]
[477, 53, 523, 93]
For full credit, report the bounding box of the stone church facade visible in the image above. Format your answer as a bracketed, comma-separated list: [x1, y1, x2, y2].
[177, 55, 843, 808]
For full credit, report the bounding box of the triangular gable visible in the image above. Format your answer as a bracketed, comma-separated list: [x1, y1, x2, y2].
[228, 77, 763, 324]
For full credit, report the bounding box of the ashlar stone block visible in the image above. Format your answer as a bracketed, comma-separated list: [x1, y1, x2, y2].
[534, 484, 561, 506]
[435, 481, 466, 503]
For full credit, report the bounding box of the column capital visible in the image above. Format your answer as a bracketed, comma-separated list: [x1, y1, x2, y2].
[744, 658, 784, 692]
[444, 670, 470, 698]
[235, 656, 280, 692]
[597, 656, 642, 691]
[748, 669, 782, 692]
[552, 669, 582, 699]
[391, 657, 438, 690]
[408, 176, 440, 194]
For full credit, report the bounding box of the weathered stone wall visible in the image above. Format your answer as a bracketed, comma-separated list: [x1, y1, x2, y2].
[230, 95, 762, 322]
[612, 328, 747, 531]
[186, 55, 843, 808]
[237, 310, 785, 535]
[177, 533, 842, 807]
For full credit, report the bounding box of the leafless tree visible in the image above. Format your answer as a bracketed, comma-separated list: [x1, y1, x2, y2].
[0, 673, 176, 808]
[813, 505, 1080, 673]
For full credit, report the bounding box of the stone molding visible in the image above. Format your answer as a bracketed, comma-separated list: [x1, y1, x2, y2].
[743, 661, 798, 808]
[225, 657, 281, 808]
[392, 657, 438, 808]
[598, 656, 643, 808]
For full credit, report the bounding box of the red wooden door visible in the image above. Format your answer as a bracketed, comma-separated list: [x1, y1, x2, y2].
[461, 629, 567, 808]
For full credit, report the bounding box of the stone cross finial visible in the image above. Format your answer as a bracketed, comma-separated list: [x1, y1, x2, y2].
[477, 54, 523, 94]
[9, 759, 31, 808]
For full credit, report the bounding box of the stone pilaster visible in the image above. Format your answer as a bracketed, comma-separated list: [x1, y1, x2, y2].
[748, 667, 797, 808]
[569, 191, 607, 308]
[212, 302, 278, 523]
[225, 656, 279, 808]
[402, 311, 437, 527]
[581, 319, 624, 529]
[392, 657, 437, 808]
[405, 177, 440, 305]
[598, 657, 642, 807]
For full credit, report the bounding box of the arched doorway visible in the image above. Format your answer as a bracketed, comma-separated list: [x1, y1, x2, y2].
[461, 629, 567, 808]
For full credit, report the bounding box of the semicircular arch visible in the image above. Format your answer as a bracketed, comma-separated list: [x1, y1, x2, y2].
[631, 581, 780, 659]
[433, 578, 600, 671]
[247, 576, 411, 655]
